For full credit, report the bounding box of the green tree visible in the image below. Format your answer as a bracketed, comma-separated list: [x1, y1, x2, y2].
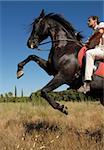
[8, 92, 13, 97]
[21, 89, 23, 97]
[15, 86, 17, 97]
[4, 93, 8, 102]
[0, 94, 3, 98]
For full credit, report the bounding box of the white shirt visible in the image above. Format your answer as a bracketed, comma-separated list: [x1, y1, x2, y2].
[94, 22, 104, 30]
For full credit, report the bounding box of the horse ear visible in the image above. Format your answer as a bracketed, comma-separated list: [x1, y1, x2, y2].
[39, 9, 45, 18]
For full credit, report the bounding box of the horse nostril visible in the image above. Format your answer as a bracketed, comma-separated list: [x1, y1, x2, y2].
[27, 38, 38, 49]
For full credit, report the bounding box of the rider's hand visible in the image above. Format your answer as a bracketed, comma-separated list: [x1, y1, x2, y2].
[99, 28, 104, 34]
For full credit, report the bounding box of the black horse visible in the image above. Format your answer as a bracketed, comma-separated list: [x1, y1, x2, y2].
[17, 10, 104, 115]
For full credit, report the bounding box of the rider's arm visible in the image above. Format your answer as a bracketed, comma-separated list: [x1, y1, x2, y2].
[85, 28, 104, 49]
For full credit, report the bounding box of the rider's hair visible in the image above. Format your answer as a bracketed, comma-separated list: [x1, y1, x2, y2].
[88, 16, 100, 24]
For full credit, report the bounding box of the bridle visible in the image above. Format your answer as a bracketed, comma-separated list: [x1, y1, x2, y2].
[33, 23, 83, 51]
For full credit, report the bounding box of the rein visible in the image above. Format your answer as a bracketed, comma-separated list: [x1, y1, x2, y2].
[36, 39, 83, 51]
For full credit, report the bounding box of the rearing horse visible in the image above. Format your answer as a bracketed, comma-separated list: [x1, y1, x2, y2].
[17, 10, 104, 115]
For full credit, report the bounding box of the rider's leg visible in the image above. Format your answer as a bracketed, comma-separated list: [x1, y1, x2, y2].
[78, 47, 104, 93]
[85, 47, 104, 81]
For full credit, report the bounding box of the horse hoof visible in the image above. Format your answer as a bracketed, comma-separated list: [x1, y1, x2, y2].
[63, 106, 68, 115]
[58, 105, 68, 115]
[17, 70, 24, 79]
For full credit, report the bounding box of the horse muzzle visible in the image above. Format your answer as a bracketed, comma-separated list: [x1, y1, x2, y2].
[27, 39, 38, 49]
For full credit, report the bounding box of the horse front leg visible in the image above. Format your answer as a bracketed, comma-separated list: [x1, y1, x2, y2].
[40, 73, 68, 115]
[17, 55, 52, 79]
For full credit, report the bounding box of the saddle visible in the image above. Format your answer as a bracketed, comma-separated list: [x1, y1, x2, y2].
[78, 46, 104, 78]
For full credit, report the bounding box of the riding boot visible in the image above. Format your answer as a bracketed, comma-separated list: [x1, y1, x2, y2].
[77, 81, 91, 93]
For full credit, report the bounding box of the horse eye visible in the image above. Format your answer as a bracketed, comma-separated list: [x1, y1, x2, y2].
[35, 19, 39, 23]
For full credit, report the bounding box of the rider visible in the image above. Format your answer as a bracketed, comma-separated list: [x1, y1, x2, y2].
[78, 16, 104, 93]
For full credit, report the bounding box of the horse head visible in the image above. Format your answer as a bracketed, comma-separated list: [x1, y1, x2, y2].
[27, 9, 83, 50]
[27, 9, 50, 49]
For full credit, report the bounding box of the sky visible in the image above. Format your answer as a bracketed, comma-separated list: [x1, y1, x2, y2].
[0, 0, 103, 96]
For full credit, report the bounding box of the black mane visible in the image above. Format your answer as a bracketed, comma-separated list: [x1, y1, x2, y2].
[45, 13, 83, 41]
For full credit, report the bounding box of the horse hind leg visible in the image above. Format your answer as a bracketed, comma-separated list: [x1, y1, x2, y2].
[41, 73, 68, 115]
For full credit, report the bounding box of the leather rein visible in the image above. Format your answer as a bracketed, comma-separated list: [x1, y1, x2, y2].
[36, 39, 83, 51]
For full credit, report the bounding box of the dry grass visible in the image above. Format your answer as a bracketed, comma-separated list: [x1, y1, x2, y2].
[0, 101, 104, 150]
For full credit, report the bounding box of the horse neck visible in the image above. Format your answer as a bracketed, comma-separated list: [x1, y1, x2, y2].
[48, 22, 82, 57]
[49, 23, 72, 47]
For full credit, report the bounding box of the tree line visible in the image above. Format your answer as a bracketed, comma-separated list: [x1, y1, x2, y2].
[0, 87, 99, 103]
[0, 86, 27, 102]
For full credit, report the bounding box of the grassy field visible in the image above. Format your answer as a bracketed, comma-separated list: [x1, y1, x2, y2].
[0, 101, 104, 150]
